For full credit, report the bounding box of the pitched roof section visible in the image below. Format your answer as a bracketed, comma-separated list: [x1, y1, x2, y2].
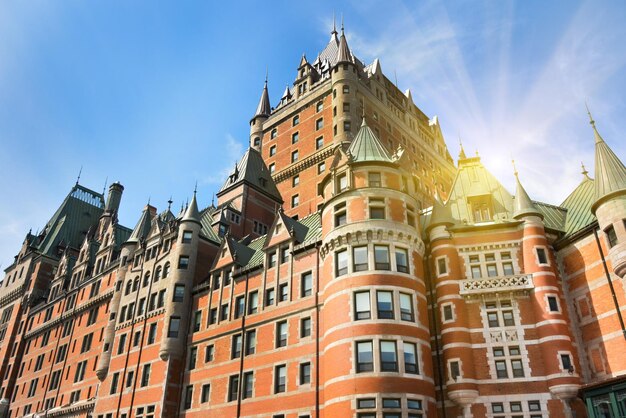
[181, 192, 202, 225]
[591, 117, 626, 211]
[36, 184, 105, 257]
[426, 194, 454, 232]
[252, 80, 271, 120]
[347, 119, 393, 163]
[218, 147, 283, 203]
[336, 26, 353, 64]
[127, 204, 155, 244]
[560, 175, 597, 237]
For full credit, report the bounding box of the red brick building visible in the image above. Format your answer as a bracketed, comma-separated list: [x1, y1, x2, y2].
[0, 23, 625, 418]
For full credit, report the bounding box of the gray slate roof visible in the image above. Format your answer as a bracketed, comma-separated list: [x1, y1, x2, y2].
[219, 147, 283, 203]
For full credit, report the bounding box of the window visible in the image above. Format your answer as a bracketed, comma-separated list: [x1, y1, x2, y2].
[192, 311, 202, 333]
[368, 172, 381, 187]
[369, 198, 385, 219]
[536, 247, 548, 264]
[245, 330, 256, 355]
[442, 304, 454, 322]
[318, 162, 325, 174]
[243, 371, 254, 399]
[547, 296, 559, 312]
[271, 128, 277, 139]
[316, 136, 323, 149]
[399, 293, 414, 321]
[235, 295, 245, 318]
[343, 102, 350, 113]
[141, 363, 151, 387]
[265, 288, 275, 306]
[343, 121, 351, 133]
[110, 372, 120, 394]
[404, 342, 418, 374]
[334, 202, 347, 226]
[231, 334, 242, 359]
[316, 118, 323, 130]
[269, 145, 276, 156]
[248, 291, 258, 314]
[486, 300, 515, 328]
[291, 150, 299, 163]
[269, 163, 275, 174]
[173, 284, 185, 302]
[201, 384, 211, 403]
[133, 330, 142, 347]
[316, 101, 323, 112]
[357, 398, 376, 409]
[274, 365, 286, 393]
[268, 251, 277, 268]
[355, 291, 371, 320]
[74, 360, 87, 382]
[336, 173, 347, 192]
[301, 272, 313, 297]
[146, 323, 157, 344]
[292, 194, 299, 208]
[220, 304, 229, 321]
[292, 115, 299, 126]
[116, 335, 126, 355]
[276, 321, 288, 347]
[279, 283, 289, 302]
[182, 230, 193, 244]
[336, 249, 348, 276]
[395, 248, 409, 273]
[343, 85, 350, 94]
[449, 360, 460, 380]
[353, 246, 368, 272]
[184, 385, 193, 409]
[228, 375, 239, 402]
[437, 257, 447, 275]
[300, 317, 311, 338]
[81, 333, 93, 353]
[292, 175, 299, 187]
[560, 353, 573, 372]
[300, 362, 311, 384]
[208, 308, 217, 325]
[356, 341, 374, 372]
[606, 225, 618, 248]
[380, 341, 398, 371]
[292, 132, 299, 144]
[178, 256, 189, 269]
[168, 317, 181, 338]
[374, 246, 390, 270]
[49, 370, 61, 391]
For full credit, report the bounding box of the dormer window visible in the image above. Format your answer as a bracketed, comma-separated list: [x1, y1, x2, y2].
[468, 196, 492, 223]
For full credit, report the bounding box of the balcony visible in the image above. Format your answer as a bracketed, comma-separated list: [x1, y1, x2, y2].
[459, 274, 534, 298]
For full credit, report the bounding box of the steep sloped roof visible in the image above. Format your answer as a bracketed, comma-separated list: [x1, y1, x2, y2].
[560, 175, 596, 237]
[513, 174, 542, 220]
[127, 205, 154, 244]
[218, 148, 282, 202]
[199, 208, 220, 244]
[592, 120, 626, 209]
[534, 202, 566, 232]
[347, 120, 393, 163]
[253, 80, 271, 119]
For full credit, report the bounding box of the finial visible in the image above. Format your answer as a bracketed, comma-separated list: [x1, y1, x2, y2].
[341, 13, 344, 34]
[332, 11, 337, 35]
[361, 102, 366, 125]
[194, 181, 198, 195]
[167, 196, 173, 210]
[585, 101, 595, 127]
[394, 70, 398, 88]
[75, 165, 83, 186]
[581, 161, 589, 178]
[102, 176, 108, 196]
[147, 196, 151, 206]
[512, 158, 518, 177]
[265, 67, 268, 84]
[212, 193, 215, 206]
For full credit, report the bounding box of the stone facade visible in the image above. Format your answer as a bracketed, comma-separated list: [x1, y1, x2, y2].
[0, 23, 625, 418]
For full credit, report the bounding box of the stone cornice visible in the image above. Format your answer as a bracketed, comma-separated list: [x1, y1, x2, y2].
[272, 146, 335, 183]
[0, 283, 25, 309]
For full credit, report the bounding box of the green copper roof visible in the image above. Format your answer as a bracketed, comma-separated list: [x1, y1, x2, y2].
[347, 120, 393, 164]
[592, 121, 626, 208]
[534, 202, 566, 232]
[36, 184, 105, 257]
[560, 175, 596, 237]
[513, 174, 542, 219]
[218, 147, 282, 202]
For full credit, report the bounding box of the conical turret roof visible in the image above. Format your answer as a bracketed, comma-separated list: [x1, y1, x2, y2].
[336, 25, 352, 64]
[127, 204, 154, 244]
[347, 119, 393, 163]
[427, 193, 454, 231]
[589, 112, 626, 212]
[252, 80, 271, 120]
[182, 191, 202, 225]
[513, 171, 542, 220]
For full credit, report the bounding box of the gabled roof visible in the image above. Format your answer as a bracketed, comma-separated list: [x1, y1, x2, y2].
[127, 204, 155, 244]
[264, 209, 309, 249]
[591, 117, 626, 211]
[347, 119, 393, 163]
[218, 147, 283, 203]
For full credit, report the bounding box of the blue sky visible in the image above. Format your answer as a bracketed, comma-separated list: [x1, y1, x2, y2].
[1, 1, 625, 268]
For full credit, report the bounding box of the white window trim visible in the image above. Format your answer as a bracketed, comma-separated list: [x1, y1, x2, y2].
[557, 350, 574, 374]
[534, 245, 550, 266]
[447, 358, 463, 383]
[436, 255, 449, 278]
[440, 302, 456, 324]
[544, 294, 561, 313]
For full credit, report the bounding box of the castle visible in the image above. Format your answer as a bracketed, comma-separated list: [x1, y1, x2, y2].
[0, 22, 625, 418]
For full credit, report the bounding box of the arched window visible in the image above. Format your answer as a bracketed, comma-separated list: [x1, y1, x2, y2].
[133, 277, 139, 292]
[143, 272, 151, 288]
[154, 266, 162, 282]
[163, 263, 171, 278]
[125, 280, 133, 295]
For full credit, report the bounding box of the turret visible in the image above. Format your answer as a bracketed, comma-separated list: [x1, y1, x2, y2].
[159, 190, 202, 361]
[250, 77, 271, 152]
[588, 110, 626, 278]
[330, 21, 359, 146]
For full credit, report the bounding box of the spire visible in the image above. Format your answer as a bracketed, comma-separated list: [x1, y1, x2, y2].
[512, 160, 543, 220]
[182, 187, 202, 225]
[331, 11, 338, 37]
[336, 17, 352, 64]
[458, 137, 467, 160]
[581, 162, 591, 180]
[252, 77, 271, 119]
[75, 166, 83, 186]
[127, 204, 154, 244]
[589, 109, 626, 212]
